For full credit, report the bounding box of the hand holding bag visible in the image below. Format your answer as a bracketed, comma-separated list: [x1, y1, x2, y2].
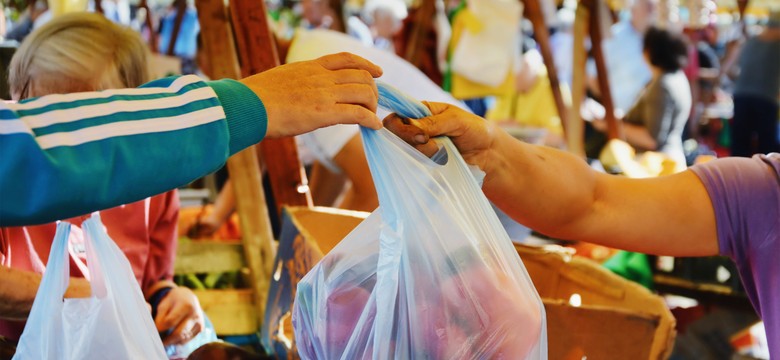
[293, 83, 547, 359]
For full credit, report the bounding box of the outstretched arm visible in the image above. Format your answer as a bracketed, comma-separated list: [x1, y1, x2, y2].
[386, 102, 718, 256]
[0, 266, 90, 320]
[1, 53, 382, 226]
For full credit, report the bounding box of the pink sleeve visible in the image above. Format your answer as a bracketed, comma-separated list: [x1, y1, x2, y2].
[143, 190, 180, 293]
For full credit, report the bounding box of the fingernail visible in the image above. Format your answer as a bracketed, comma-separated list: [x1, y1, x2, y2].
[414, 134, 426, 143]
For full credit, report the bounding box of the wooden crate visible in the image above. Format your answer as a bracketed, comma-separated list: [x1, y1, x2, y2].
[176, 239, 258, 335]
[193, 289, 258, 336]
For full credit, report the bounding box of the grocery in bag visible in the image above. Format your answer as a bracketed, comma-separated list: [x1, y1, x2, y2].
[13, 214, 167, 360]
[293, 82, 547, 359]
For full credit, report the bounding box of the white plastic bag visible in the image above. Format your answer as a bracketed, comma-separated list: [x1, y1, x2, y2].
[13, 214, 167, 360]
[293, 83, 546, 359]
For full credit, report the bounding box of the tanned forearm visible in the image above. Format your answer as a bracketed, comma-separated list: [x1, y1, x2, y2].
[0, 267, 91, 320]
[0, 267, 42, 320]
[479, 128, 718, 256]
[481, 129, 600, 241]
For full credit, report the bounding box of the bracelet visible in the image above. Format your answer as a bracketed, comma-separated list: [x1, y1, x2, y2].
[148, 286, 174, 320]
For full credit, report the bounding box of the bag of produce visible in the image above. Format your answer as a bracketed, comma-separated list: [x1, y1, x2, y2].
[293, 83, 546, 359]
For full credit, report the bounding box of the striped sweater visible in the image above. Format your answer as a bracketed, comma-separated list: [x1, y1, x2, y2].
[0, 75, 266, 226]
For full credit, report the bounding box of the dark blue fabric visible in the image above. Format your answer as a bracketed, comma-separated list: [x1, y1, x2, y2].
[730, 95, 779, 157]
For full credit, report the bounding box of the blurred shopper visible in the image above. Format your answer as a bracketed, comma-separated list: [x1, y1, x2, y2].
[158, 0, 200, 74]
[300, 0, 339, 30]
[592, 27, 691, 170]
[589, 0, 658, 112]
[361, 0, 407, 52]
[730, 11, 780, 157]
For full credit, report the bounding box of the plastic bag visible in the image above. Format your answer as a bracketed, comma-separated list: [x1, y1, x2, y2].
[293, 83, 547, 359]
[13, 214, 167, 360]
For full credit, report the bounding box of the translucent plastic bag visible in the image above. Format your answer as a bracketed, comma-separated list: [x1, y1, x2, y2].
[13, 214, 167, 360]
[293, 83, 547, 359]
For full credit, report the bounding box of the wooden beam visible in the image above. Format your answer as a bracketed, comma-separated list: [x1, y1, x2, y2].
[139, 0, 158, 53]
[195, 0, 275, 328]
[523, 0, 570, 138]
[568, 2, 589, 156]
[403, 0, 436, 67]
[166, 0, 188, 57]
[328, 0, 345, 33]
[737, 0, 749, 19]
[228, 0, 276, 78]
[587, 0, 623, 140]
[229, 0, 312, 217]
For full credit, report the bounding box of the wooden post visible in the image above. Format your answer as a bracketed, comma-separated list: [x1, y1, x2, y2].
[166, 0, 188, 56]
[403, 0, 436, 67]
[139, 0, 158, 53]
[229, 0, 312, 217]
[737, 0, 750, 19]
[737, 0, 750, 36]
[568, 2, 589, 156]
[587, 0, 623, 140]
[523, 0, 570, 137]
[195, 0, 276, 327]
[328, 0, 345, 33]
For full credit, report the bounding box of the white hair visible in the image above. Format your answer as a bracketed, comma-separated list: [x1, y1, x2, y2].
[362, 0, 408, 24]
[9, 12, 149, 100]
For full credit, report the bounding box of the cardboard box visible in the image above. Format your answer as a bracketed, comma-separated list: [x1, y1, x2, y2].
[516, 244, 675, 359]
[262, 207, 675, 359]
[261, 207, 368, 359]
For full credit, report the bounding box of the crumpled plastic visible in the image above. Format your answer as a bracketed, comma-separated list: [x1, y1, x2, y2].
[292, 82, 547, 359]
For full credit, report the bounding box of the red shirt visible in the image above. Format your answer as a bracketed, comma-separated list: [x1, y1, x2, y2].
[0, 190, 179, 341]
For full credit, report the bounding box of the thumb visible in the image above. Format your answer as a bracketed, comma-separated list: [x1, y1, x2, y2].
[416, 101, 465, 138]
[382, 113, 439, 157]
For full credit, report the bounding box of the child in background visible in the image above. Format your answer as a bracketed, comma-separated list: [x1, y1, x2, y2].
[0, 12, 206, 356]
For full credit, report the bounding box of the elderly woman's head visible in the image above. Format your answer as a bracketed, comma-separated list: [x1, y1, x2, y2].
[642, 26, 689, 73]
[9, 12, 149, 100]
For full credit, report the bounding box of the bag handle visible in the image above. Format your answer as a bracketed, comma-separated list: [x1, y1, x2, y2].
[22, 221, 72, 331]
[81, 213, 168, 355]
[82, 212, 143, 299]
[374, 81, 479, 176]
[366, 82, 485, 216]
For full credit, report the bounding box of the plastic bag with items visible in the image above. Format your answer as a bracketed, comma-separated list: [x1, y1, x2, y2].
[13, 214, 167, 360]
[293, 82, 546, 359]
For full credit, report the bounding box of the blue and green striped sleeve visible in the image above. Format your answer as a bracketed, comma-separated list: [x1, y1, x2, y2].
[0, 75, 267, 226]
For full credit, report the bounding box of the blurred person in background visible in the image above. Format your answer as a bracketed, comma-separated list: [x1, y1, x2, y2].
[5, 0, 49, 42]
[361, 0, 407, 52]
[158, 0, 200, 74]
[588, 0, 658, 113]
[300, 0, 340, 31]
[591, 26, 691, 170]
[730, 10, 780, 157]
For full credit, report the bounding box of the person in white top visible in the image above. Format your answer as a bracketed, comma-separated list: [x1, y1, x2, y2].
[187, 29, 468, 236]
